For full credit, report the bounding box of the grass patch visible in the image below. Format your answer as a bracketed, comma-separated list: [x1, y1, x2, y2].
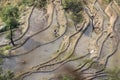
[0, 67, 14, 80]
[105, 68, 120, 80]
[83, 59, 93, 63]
[115, 0, 120, 6]
[103, 0, 112, 4]
[0, 45, 12, 55]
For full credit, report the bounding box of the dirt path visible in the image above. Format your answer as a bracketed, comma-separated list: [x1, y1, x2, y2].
[1, 0, 120, 80]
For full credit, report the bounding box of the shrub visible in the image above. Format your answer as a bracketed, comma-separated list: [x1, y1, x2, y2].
[22, 0, 34, 6]
[22, 0, 47, 8]
[3, 45, 12, 50]
[71, 12, 83, 24]
[0, 45, 12, 55]
[63, 0, 83, 13]
[63, 0, 83, 24]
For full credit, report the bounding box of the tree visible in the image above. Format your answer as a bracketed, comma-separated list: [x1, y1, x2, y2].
[0, 6, 19, 22]
[0, 6, 19, 46]
[6, 17, 19, 46]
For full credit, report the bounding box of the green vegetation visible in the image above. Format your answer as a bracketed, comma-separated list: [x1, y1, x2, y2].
[71, 12, 83, 24]
[22, 0, 34, 6]
[35, 0, 47, 8]
[0, 46, 14, 80]
[115, 0, 120, 6]
[0, 5, 19, 32]
[58, 75, 75, 80]
[63, 0, 82, 13]
[0, 58, 3, 65]
[6, 31, 12, 40]
[0, 67, 14, 80]
[22, 0, 47, 8]
[105, 68, 120, 80]
[3, 45, 12, 50]
[0, 6, 19, 22]
[104, 0, 112, 4]
[0, 5, 20, 45]
[83, 59, 93, 63]
[63, 0, 83, 24]
[0, 45, 12, 55]
[62, 75, 73, 80]
[0, 3, 16, 79]
[0, 45, 14, 80]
